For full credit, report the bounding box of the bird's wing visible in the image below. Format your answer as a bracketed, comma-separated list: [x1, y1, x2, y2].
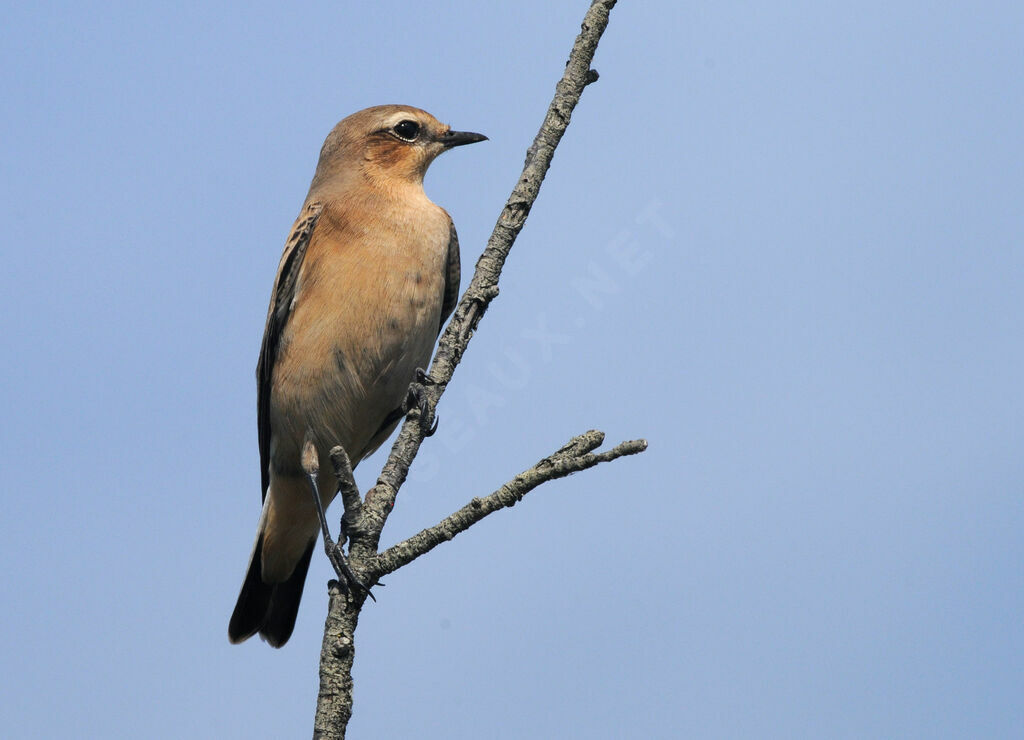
[440, 215, 461, 334]
[256, 201, 324, 501]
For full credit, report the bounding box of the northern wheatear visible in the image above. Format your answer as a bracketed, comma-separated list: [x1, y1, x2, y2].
[229, 105, 486, 647]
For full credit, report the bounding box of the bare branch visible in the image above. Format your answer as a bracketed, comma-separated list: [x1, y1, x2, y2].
[314, 3, 629, 736]
[314, 583, 362, 740]
[371, 432, 647, 578]
[329, 445, 365, 547]
[350, 0, 622, 562]
[330, 446, 361, 516]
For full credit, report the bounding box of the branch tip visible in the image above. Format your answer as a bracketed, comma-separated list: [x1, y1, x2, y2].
[328, 445, 352, 477]
[315, 0, 627, 733]
[557, 430, 604, 458]
[373, 428, 644, 579]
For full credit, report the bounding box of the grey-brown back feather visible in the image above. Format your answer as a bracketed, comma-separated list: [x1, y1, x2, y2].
[256, 202, 323, 500]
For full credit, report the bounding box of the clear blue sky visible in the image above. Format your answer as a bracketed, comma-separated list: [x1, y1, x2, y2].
[2, 2, 1022, 737]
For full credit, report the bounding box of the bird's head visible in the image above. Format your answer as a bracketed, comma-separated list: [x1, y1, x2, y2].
[310, 105, 487, 194]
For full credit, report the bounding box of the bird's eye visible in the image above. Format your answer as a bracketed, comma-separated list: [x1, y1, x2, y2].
[393, 120, 420, 141]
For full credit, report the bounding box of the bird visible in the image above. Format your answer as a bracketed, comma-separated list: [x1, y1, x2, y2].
[229, 105, 487, 647]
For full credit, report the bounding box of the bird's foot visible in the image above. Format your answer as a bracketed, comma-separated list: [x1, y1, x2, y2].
[405, 376, 438, 436]
[326, 542, 376, 602]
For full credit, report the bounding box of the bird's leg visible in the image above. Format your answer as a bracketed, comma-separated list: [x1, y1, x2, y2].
[302, 440, 375, 601]
[404, 368, 439, 436]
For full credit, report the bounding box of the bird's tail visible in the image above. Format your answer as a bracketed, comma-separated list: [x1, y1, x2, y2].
[228, 532, 315, 648]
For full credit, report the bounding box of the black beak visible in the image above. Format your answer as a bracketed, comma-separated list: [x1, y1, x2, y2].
[440, 129, 488, 148]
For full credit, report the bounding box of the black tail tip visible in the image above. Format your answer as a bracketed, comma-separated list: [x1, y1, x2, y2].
[229, 534, 272, 644]
[228, 537, 315, 648]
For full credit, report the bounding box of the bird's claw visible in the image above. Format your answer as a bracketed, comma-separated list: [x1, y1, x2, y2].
[327, 543, 376, 602]
[405, 380, 438, 436]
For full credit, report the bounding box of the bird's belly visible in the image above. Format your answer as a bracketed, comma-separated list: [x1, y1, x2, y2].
[268, 256, 444, 472]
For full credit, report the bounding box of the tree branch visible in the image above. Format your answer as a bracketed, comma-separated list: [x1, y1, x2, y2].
[329, 445, 366, 547]
[349, 0, 622, 561]
[314, 583, 363, 740]
[314, 3, 632, 737]
[371, 432, 647, 578]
